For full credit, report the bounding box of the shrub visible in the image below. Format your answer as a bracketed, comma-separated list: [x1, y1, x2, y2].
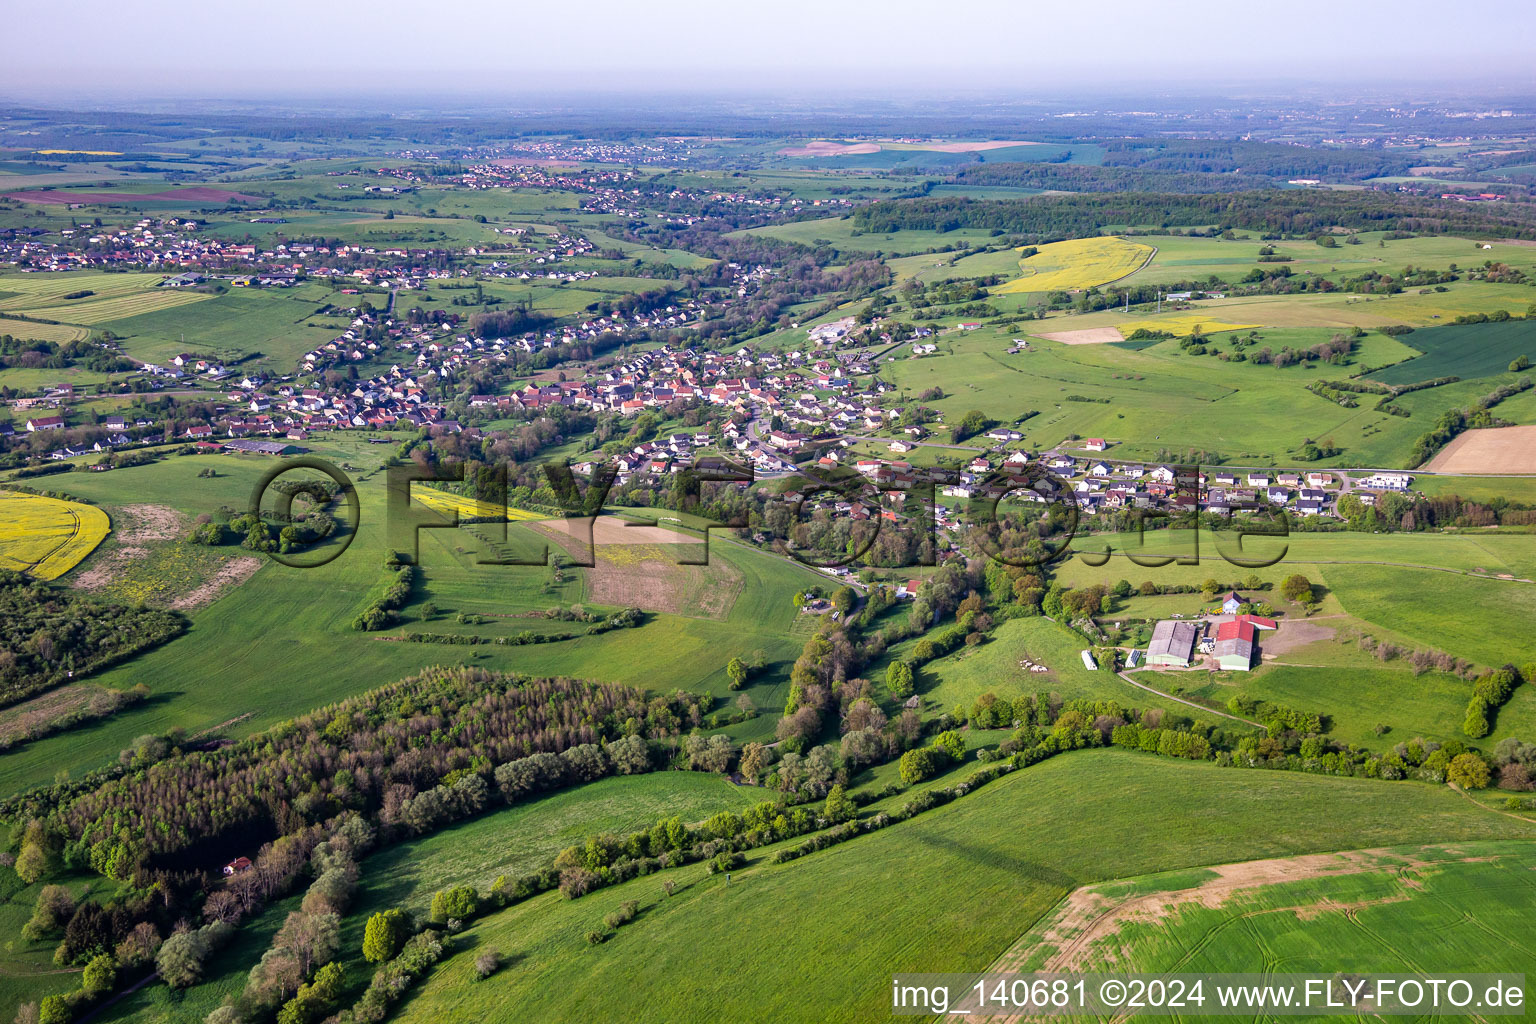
[602, 900, 640, 929]
[362, 909, 409, 963]
[1448, 753, 1492, 789]
[474, 948, 500, 980]
[899, 747, 941, 785]
[428, 886, 478, 924]
[932, 729, 967, 763]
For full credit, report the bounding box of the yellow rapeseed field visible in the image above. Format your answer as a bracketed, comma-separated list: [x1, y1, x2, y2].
[0, 490, 111, 580]
[1114, 314, 1258, 338]
[994, 236, 1156, 295]
[411, 487, 545, 522]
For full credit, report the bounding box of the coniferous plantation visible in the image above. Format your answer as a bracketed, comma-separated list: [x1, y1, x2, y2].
[6, 14, 1536, 1022]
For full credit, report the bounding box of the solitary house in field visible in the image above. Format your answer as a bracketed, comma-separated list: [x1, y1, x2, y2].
[1147, 620, 1200, 668]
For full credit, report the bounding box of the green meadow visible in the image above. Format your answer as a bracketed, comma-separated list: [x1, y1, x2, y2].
[379, 752, 1536, 1024]
[1005, 840, 1536, 982]
[0, 441, 810, 795]
[877, 328, 1446, 466]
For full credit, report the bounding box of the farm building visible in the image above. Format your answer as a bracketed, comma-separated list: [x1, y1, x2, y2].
[223, 439, 304, 455]
[1080, 650, 1098, 671]
[1213, 618, 1261, 671]
[1219, 591, 1246, 614]
[1146, 620, 1200, 667]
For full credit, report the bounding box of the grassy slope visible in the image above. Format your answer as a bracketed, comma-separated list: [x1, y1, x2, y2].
[1007, 840, 1536, 978]
[96, 772, 758, 1024]
[0, 444, 807, 794]
[391, 750, 1536, 1024]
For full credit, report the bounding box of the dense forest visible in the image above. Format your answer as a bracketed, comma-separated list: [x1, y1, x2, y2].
[849, 190, 1536, 240]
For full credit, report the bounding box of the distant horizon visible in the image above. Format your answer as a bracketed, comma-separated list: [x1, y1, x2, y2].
[3, 0, 1534, 105]
[2, 79, 1536, 119]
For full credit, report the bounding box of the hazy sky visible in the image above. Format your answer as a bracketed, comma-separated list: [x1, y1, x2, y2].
[3, 0, 1535, 100]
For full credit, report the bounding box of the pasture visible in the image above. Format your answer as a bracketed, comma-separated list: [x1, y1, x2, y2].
[0, 490, 110, 579]
[993, 236, 1155, 295]
[384, 751, 1536, 1024]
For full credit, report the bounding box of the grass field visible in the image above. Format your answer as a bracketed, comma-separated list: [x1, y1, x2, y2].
[0, 490, 111, 579]
[915, 616, 1203, 725]
[1119, 232, 1536, 291]
[0, 869, 109, 1015]
[94, 771, 760, 1024]
[1368, 320, 1536, 385]
[731, 216, 1013, 256]
[381, 751, 1536, 1024]
[98, 281, 342, 369]
[997, 839, 1536, 985]
[0, 443, 812, 794]
[994, 237, 1155, 295]
[1318, 561, 1536, 667]
[877, 328, 1442, 467]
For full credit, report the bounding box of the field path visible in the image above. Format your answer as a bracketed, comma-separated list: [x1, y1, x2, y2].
[1114, 670, 1262, 727]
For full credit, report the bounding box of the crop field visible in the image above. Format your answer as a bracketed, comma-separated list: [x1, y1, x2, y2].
[410, 486, 546, 521]
[1101, 313, 1258, 338]
[1054, 283, 1536, 335]
[0, 490, 110, 579]
[1368, 320, 1536, 384]
[993, 236, 1156, 294]
[20, 288, 209, 324]
[995, 840, 1536, 986]
[0, 271, 168, 310]
[0, 316, 89, 344]
[99, 283, 342, 368]
[380, 752, 1536, 1024]
[1423, 425, 1536, 474]
[0, 271, 215, 325]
